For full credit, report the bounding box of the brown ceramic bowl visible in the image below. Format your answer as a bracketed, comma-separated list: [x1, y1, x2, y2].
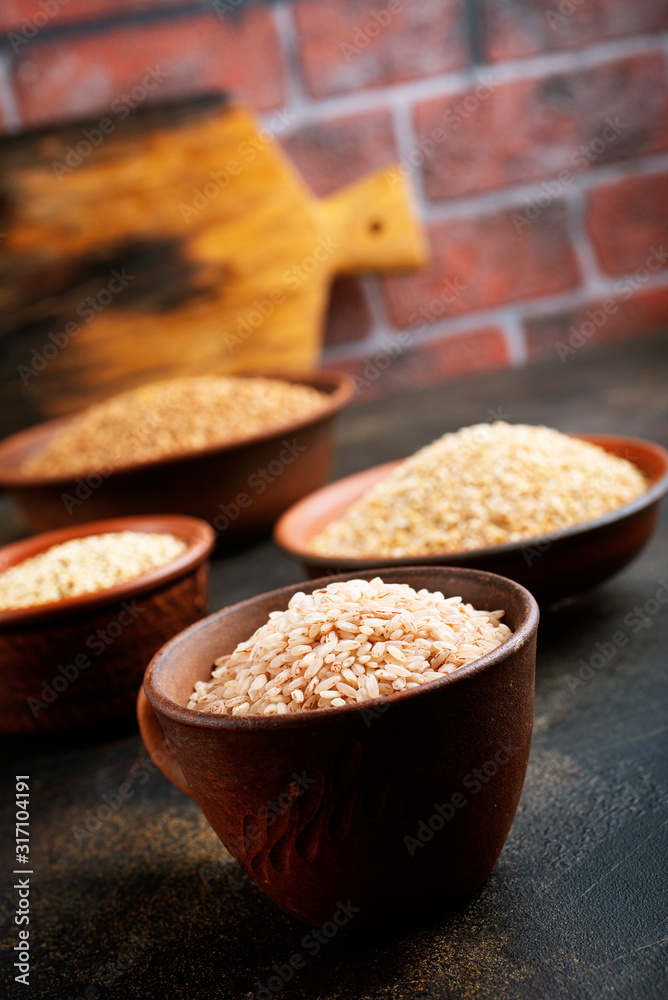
[137, 566, 539, 925]
[274, 434, 668, 608]
[0, 371, 353, 537]
[0, 514, 215, 734]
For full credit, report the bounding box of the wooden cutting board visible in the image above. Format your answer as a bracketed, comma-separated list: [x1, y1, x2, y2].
[0, 95, 427, 435]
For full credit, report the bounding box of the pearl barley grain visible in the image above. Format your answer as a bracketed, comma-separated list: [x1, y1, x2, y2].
[309, 423, 648, 558]
[0, 531, 187, 610]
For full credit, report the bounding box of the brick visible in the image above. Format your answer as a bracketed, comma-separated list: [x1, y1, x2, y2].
[478, 0, 668, 64]
[0, 0, 188, 36]
[279, 110, 397, 198]
[12, 8, 284, 126]
[293, 0, 467, 99]
[525, 287, 668, 361]
[381, 202, 580, 326]
[414, 54, 668, 200]
[323, 277, 373, 347]
[586, 172, 668, 276]
[332, 327, 509, 401]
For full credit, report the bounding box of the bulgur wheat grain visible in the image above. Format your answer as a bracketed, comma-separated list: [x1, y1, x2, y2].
[22, 376, 328, 476]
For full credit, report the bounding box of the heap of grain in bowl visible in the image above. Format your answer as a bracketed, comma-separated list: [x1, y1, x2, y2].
[0, 531, 186, 610]
[22, 375, 328, 476]
[309, 422, 648, 558]
[187, 577, 512, 716]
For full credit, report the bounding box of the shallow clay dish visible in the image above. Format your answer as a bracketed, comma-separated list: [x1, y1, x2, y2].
[137, 566, 539, 925]
[274, 434, 668, 608]
[0, 371, 353, 537]
[0, 514, 214, 734]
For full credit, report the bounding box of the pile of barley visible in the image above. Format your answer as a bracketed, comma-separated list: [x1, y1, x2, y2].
[187, 577, 512, 716]
[309, 423, 648, 558]
[0, 531, 187, 610]
[22, 376, 328, 476]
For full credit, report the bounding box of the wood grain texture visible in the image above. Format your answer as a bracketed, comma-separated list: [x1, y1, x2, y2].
[0, 95, 427, 435]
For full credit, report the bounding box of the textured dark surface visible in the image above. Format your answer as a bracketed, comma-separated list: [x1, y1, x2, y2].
[1, 333, 667, 999]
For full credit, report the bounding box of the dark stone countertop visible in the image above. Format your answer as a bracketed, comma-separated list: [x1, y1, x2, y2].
[1, 333, 667, 1000]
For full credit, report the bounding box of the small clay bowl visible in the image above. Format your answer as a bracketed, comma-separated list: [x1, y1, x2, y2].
[137, 566, 539, 925]
[274, 434, 668, 608]
[0, 514, 215, 734]
[0, 371, 353, 537]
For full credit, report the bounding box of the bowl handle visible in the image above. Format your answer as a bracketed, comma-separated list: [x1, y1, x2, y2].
[136, 685, 194, 798]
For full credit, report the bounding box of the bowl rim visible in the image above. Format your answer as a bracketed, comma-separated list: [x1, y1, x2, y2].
[0, 370, 354, 486]
[0, 514, 216, 626]
[273, 432, 668, 570]
[143, 565, 540, 730]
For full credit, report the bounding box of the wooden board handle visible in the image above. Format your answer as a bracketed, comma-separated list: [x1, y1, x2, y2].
[318, 166, 429, 275]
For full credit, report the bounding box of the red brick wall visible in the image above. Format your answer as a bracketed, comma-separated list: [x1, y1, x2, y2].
[1, 0, 667, 399]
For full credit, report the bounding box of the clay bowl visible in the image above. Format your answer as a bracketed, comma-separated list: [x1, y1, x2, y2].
[0, 514, 214, 734]
[137, 566, 539, 926]
[274, 434, 668, 609]
[0, 371, 353, 537]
